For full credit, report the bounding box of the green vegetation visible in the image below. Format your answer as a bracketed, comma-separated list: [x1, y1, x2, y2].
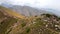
[29, 17, 59, 34]
[0, 17, 18, 34]
[6, 28, 12, 34]
[21, 22, 26, 27]
[26, 27, 30, 33]
[0, 11, 5, 18]
[45, 14, 52, 17]
[0, 10, 18, 34]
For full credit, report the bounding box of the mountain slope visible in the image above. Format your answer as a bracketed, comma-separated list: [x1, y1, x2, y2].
[0, 8, 18, 34]
[10, 5, 54, 17]
[0, 6, 28, 34]
[0, 6, 60, 34]
[8, 14, 60, 34]
[0, 6, 26, 19]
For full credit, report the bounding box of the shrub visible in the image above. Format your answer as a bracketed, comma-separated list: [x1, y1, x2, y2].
[26, 27, 30, 33]
[45, 14, 51, 17]
[21, 22, 26, 27]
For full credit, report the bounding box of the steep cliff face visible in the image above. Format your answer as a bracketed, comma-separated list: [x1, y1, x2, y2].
[0, 6, 60, 34]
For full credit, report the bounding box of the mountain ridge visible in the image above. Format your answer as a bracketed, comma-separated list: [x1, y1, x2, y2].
[0, 6, 26, 19]
[9, 5, 58, 17]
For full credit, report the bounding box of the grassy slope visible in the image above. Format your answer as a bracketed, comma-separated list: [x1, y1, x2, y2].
[0, 6, 26, 34]
[0, 6, 26, 19]
[8, 15, 60, 34]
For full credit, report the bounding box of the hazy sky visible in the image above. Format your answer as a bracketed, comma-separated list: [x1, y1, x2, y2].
[0, 0, 60, 16]
[0, 0, 60, 10]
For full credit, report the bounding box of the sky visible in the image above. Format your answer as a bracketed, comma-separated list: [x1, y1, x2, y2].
[0, 0, 60, 16]
[0, 0, 60, 10]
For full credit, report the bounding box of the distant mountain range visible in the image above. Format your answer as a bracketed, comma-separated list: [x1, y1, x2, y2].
[0, 2, 13, 8]
[9, 5, 56, 17]
[40, 8, 60, 17]
[0, 3, 59, 17]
